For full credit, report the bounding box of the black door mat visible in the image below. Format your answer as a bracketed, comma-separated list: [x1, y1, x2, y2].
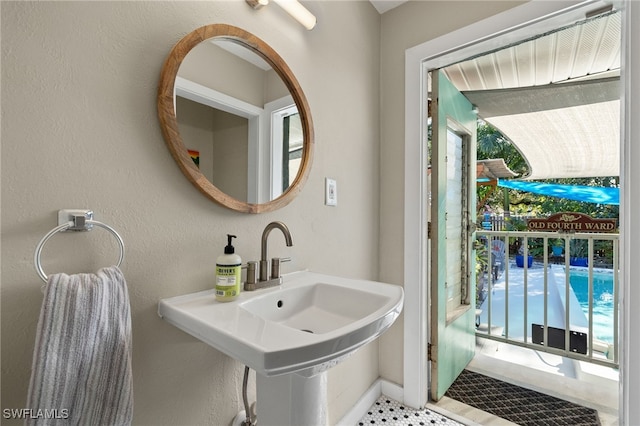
[444, 369, 601, 425]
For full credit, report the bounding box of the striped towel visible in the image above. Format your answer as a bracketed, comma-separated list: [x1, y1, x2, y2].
[27, 266, 133, 425]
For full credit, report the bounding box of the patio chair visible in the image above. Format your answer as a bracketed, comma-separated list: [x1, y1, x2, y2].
[490, 239, 506, 280]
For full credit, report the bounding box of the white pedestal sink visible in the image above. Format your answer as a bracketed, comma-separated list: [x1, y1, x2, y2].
[256, 371, 328, 426]
[158, 271, 404, 425]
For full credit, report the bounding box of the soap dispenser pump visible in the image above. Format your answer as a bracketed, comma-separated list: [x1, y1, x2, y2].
[215, 234, 241, 302]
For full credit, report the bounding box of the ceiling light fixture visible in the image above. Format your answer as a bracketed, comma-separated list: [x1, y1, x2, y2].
[246, 0, 317, 30]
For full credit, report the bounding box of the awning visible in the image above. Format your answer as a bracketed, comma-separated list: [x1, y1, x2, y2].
[464, 77, 620, 180]
[443, 11, 621, 180]
[477, 158, 519, 180]
[497, 180, 619, 205]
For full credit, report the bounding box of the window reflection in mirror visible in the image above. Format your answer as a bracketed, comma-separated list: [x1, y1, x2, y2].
[174, 37, 302, 204]
[270, 106, 302, 198]
[283, 112, 303, 190]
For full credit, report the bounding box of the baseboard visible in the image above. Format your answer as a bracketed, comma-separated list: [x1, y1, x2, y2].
[336, 379, 403, 425]
[381, 379, 404, 401]
[338, 378, 493, 426]
[337, 378, 482, 426]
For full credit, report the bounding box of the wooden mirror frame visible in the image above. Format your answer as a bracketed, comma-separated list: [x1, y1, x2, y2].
[158, 24, 314, 213]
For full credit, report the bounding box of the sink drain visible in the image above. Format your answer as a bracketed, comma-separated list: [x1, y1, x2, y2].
[300, 329, 314, 334]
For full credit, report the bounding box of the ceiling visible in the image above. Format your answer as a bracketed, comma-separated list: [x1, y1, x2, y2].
[442, 10, 620, 90]
[441, 10, 621, 180]
[369, 0, 407, 14]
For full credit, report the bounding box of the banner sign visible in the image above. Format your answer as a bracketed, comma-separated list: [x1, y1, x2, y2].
[527, 212, 617, 233]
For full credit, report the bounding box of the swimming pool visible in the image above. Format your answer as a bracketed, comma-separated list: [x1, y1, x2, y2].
[569, 269, 616, 343]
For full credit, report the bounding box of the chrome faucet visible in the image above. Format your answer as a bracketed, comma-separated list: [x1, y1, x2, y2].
[244, 221, 293, 291]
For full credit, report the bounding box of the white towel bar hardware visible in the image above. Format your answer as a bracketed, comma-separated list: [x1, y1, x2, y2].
[34, 209, 125, 283]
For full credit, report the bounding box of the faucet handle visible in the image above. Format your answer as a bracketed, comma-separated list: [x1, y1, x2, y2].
[244, 261, 259, 291]
[270, 257, 291, 280]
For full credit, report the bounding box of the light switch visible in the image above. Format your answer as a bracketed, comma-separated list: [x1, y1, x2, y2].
[325, 178, 337, 206]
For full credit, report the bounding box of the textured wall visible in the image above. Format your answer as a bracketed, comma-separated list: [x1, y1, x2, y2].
[1, 2, 381, 424]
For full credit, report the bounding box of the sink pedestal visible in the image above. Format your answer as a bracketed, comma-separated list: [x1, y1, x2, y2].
[256, 371, 328, 426]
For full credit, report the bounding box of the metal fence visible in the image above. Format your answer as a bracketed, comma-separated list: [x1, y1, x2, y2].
[475, 230, 619, 369]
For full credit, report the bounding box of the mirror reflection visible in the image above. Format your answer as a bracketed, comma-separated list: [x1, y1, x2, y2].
[157, 24, 313, 213]
[175, 39, 303, 204]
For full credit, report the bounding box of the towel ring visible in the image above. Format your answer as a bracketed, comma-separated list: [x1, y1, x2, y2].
[34, 218, 125, 283]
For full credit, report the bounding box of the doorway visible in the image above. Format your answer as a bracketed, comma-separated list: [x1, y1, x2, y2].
[402, 2, 636, 422]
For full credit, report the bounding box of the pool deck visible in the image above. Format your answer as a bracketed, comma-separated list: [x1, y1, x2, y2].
[473, 260, 619, 423]
[477, 261, 596, 338]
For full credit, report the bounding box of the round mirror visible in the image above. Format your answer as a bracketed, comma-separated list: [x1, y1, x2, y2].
[158, 24, 314, 213]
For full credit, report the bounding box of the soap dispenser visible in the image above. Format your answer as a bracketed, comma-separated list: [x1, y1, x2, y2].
[215, 234, 241, 302]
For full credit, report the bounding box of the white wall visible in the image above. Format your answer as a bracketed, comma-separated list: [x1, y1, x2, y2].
[0, 2, 381, 424]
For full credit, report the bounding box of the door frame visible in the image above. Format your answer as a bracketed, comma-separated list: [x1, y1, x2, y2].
[403, 1, 638, 422]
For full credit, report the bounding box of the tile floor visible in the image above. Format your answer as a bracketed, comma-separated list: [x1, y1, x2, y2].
[358, 396, 464, 426]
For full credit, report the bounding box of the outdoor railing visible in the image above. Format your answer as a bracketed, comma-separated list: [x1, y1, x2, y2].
[480, 214, 535, 231]
[475, 230, 619, 369]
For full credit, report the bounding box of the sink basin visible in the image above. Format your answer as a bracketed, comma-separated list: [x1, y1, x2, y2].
[158, 271, 403, 377]
[240, 281, 392, 334]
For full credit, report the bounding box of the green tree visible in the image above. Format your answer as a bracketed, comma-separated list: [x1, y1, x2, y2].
[477, 121, 527, 213]
[477, 121, 528, 176]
